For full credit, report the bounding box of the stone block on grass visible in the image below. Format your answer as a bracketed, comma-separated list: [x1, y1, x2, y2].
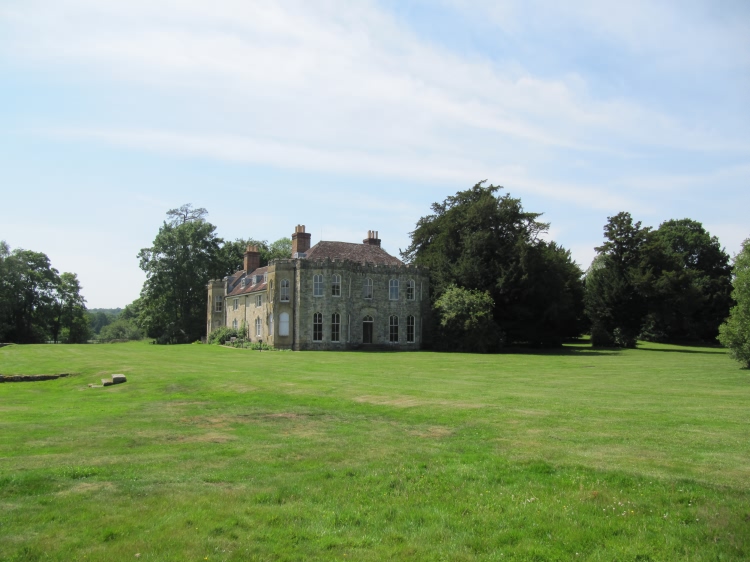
[101, 378, 113, 387]
[112, 374, 127, 384]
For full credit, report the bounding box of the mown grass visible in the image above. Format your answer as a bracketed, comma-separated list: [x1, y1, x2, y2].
[0, 341, 748, 561]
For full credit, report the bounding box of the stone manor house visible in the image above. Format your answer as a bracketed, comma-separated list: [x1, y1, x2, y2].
[207, 226, 430, 350]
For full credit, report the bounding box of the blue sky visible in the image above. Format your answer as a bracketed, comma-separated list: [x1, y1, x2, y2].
[1, 0, 748, 308]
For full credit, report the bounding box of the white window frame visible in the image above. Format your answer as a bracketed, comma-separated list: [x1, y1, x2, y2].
[214, 296, 223, 312]
[331, 274, 341, 297]
[313, 274, 324, 297]
[255, 294, 262, 308]
[232, 318, 238, 330]
[389, 279, 399, 301]
[255, 317, 262, 337]
[233, 298, 239, 311]
[280, 279, 290, 302]
[363, 278, 373, 299]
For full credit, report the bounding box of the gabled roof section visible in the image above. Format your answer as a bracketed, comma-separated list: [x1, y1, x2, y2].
[226, 266, 268, 297]
[304, 241, 403, 266]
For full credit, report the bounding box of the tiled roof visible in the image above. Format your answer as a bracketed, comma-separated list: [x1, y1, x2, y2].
[226, 266, 268, 296]
[304, 242, 403, 266]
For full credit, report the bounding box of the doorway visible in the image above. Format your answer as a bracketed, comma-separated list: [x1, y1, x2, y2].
[362, 315, 373, 344]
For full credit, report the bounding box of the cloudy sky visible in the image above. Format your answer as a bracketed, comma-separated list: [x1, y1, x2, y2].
[1, 0, 748, 308]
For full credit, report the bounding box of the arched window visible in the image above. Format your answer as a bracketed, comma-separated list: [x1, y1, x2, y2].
[313, 312, 323, 341]
[362, 315, 374, 344]
[232, 318, 238, 330]
[363, 278, 373, 299]
[331, 274, 341, 297]
[269, 313, 273, 334]
[389, 315, 399, 342]
[313, 274, 323, 297]
[406, 280, 415, 300]
[407, 315, 415, 343]
[280, 279, 290, 302]
[389, 279, 399, 300]
[331, 313, 340, 342]
[255, 317, 262, 338]
[279, 312, 290, 336]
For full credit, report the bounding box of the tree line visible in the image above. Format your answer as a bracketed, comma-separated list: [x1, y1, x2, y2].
[402, 182, 747, 366]
[4, 193, 747, 367]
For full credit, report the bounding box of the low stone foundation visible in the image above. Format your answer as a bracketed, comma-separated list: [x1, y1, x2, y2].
[0, 373, 70, 382]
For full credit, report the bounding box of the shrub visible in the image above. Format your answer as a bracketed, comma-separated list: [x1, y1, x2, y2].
[98, 319, 142, 342]
[207, 326, 239, 345]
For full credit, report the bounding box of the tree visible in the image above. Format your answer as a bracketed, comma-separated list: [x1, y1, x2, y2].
[586, 215, 734, 346]
[586, 212, 651, 347]
[50, 272, 89, 343]
[0, 246, 59, 343]
[0, 242, 88, 343]
[644, 219, 733, 341]
[138, 213, 224, 343]
[402, 182, 585, 346]
[166, 204, 208, 226]
[433, 286, 503, 352]
[99, 318, 143, 341]
[219, 237, 293, 276]
[718, 239, 750, 368]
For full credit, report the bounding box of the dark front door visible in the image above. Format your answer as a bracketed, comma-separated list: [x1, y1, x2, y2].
[363, 321, 373, 344]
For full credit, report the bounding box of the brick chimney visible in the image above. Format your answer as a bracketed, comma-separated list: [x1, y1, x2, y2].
[244, 244, 260, 273]
[291, 224, 311, 256]
[363, 230, 381, 247]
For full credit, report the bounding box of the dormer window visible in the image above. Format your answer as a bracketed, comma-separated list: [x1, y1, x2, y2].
[241, 278, 246, 288]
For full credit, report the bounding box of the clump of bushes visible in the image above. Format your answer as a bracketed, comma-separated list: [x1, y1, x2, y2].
[207, 327, 239, 345]
[98, 319, 143, 342]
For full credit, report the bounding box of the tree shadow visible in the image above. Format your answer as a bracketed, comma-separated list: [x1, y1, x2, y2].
[502, 346, 621, 357]
[637, 347, 726, 355]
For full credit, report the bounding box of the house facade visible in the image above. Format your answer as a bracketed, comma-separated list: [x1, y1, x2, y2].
[207, 225, 430, 350]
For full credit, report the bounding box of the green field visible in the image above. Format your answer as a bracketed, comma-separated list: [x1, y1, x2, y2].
[1, 341, 748, 561]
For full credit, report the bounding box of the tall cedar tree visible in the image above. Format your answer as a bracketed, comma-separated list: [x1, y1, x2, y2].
[401, 182, 586, 346]
[586, 212, 650, 347]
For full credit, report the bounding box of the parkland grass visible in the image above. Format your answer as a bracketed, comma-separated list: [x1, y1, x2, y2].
[1, 341, 748, 561]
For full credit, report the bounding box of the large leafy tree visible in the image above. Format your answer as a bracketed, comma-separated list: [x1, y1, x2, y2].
[138, 210, 224, 343]
[719, 238, 750, 368]
[586, 214, 733, 347]
[644, 219, 733, 341]
[402, 182, 585, 346]
[50, 272, 90, 343]
[0, 241, 88, 343]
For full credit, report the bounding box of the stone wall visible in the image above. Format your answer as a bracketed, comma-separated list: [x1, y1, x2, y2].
[207, 258, 431, 351]
[291, 258, 429, 351]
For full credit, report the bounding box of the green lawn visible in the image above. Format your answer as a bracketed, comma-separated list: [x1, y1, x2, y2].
[1, 341, 748, 561]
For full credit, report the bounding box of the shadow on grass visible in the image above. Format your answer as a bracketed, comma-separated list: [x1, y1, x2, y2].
[638, 347, 726, 355]
[503, 346, 621, 357]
